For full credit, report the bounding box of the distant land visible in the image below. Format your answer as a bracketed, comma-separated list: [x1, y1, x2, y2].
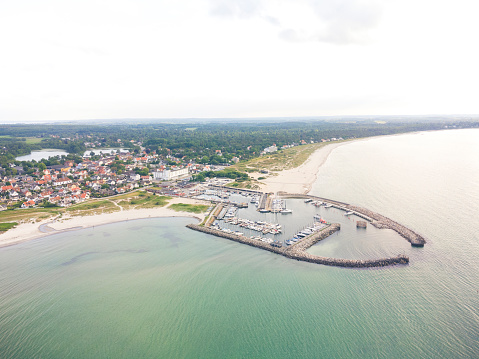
[1, 114, 479, 125]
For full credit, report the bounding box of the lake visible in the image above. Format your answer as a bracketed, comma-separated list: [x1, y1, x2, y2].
[15, 149, 68, 162]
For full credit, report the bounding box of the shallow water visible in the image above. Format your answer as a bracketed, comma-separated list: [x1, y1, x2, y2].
[1, 129, 479, 358]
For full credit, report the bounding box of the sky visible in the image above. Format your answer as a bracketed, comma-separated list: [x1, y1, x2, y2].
[1, 0, 479, 122]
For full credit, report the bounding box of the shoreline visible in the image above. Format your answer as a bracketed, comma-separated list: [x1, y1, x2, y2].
[0, 137, 373, 249]
[257, 131, 431, 195]
[0, 197, 207, 249]
[0, 140, 352, 249]
[257, 140, 352, 194]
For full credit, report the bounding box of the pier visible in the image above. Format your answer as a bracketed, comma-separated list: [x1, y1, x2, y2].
[187, 223, 409, 268]
[188, 189, 423, 268]
[280, 193, 426, 247]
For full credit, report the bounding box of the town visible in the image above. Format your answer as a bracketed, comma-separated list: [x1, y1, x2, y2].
[0, 137, 344, 211]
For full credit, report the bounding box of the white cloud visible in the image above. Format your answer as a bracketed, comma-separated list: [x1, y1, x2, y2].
[210, 0, 383, 44]
[1, 0, 479, 122]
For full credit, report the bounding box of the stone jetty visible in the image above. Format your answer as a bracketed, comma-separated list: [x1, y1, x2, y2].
[346, 205, 425, 247]
[186, 223, 409, 268]
[280, 193, 426, 247]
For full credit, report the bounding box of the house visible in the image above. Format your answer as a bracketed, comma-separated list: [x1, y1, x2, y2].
[40, 190, 53, 198]
[53, 178, 73, 187]
[49, 196, 61, 204]
[129, 173, 140, 181]
[263, 145, 278, 154]
[20, 189, 32, 197]
[21, 200, 36, 209]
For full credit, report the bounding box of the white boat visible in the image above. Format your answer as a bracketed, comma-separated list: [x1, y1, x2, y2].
[281, 209, 292, 214]
[345, 211, 354, 216]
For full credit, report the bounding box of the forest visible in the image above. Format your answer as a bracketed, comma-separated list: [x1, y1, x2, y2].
[1, 118, 478, 173]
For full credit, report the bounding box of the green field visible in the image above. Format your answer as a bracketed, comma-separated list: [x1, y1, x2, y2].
[67, 200, 115, 212]
[24, 137, 44, 144]
[129, 193, 170, 207]
[0, 222, 18, 232]
[168, 203, 209, 213]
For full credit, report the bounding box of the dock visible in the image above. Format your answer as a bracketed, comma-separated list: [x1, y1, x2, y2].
[280, 193, 426, 247]
[191, 189, 422, 268]
[187, 223, 409, 268]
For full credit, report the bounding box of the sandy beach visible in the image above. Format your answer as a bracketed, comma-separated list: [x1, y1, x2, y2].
[0, 140, 349, 248]
[257, 141, 348, 194]
[0, 197, 209, 248]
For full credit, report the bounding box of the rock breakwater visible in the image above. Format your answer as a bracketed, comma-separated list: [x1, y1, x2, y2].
[280, 193, 426, 247]
[186, 223, 409, 268]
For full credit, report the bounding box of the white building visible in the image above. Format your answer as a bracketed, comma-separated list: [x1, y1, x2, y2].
[263, 145, 278, 154]
[153, 168, 189, 181]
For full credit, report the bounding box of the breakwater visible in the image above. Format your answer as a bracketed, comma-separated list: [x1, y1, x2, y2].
[280, 193, 426, 247]
[186, 223, 409, 268]
[346, 205, 425, 247]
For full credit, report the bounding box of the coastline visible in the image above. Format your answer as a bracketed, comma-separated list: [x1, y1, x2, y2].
[0, 139, 355, 249]
[0, 197, 208, 249]
[257, 141, 350, 194]
[257, 131, 428, 195]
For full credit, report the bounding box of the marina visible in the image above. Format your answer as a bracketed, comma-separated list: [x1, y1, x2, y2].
[187, 187, 425, 268]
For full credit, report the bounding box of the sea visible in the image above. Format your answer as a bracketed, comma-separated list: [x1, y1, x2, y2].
[1, 129, 478, 358]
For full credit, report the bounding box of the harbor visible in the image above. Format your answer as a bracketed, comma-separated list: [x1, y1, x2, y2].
[187, 223, 409, 268]
[186, 187, 424, 268]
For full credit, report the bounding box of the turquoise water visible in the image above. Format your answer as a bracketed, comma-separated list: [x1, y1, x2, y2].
[1, 129, 479, 358]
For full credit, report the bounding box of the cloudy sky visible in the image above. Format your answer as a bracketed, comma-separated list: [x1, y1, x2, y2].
[1, 0, 478, 122]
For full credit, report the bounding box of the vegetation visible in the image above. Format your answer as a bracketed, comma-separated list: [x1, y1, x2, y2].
[66, 200, 117, 216]
[0, 222, 18, 232]
[191, 168, 249, 182]
[168, 203, 210, 213]
[2, 119, 477, 173]
[233, 142, 334, 173]
[0, 207, 60, 224]
[129, 193, 170, 207]
[110, 191, 171, 210]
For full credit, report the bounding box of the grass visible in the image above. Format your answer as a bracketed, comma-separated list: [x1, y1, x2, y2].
[0, 135, 42, 144]
[0, 207, 60, 223]
[24, 137, 43, 144]
[233, 141, 349, 173]
[129, 194, 170, 207]
[222, 142, 351, 190]
[0, 222, 18, 232]
[66, 200, 119, 217]
[0, 191, 173, 227]
[168, 203, 209, 213]
[67, 200, 115, 212]
[227, 180, 261, 190]
[110, 191, 142, 201]
[110, 191, 172, 209]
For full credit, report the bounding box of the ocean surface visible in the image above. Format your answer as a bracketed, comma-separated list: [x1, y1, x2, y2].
[1, 129, 479, 358]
